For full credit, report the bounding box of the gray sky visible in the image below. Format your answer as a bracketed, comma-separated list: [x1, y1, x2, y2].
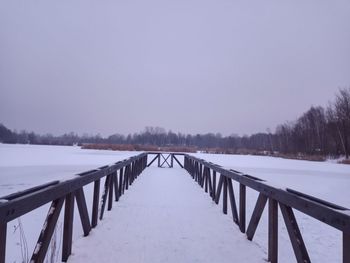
[1, 0, 350, 136]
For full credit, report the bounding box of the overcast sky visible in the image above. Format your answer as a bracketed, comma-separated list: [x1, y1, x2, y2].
[1, 0, 350, 136]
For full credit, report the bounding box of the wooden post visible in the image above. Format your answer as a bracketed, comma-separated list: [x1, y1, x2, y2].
[246, 194, 268, 240]
[268, 198, 278, 263]
[91, 179, 100, 228]
[108, 174, 114, 211]
[227, 178, 239, 224]
[75, 188, 91, 236]
[280, 204, 310, 263]
[212, 171, 216, 201]
[119, 168, 124, 196]
[223, 177, 228, 214]
[30, 198, 64, 262]
[343, 232, 350, 263]
[62, 193, 74, 262]
[239, 183, 246, 233]
[0, 223, 6, 263]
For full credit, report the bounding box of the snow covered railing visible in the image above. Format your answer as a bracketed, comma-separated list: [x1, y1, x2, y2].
[183, 154, 350, 263]
[0, 153, 148, 263]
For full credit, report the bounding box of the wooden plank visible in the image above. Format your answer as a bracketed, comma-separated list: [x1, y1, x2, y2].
[215, 175, 224, 204]
[204, 168, 209, 193]
[344, 232, 350, 263]
[280, 203, 310, 263]
[62, 193, 74, 262]
[183, 154, 350, 233]
[100, 175, 110, 220]
[246, 193, 268, 240]
[173, 155, 184, 168]
[212, 171, 216, 201]
[91, 179, 100, 228]
[227, 178, 239, 224]
[0, 153, 147, 223]
[223, 177, 228, 214]
[239, 184, 246, 233]
[119, 168, 124, 196]
[208, 169, 213, 199]
[268, 198, 278, 263]
[30, 198, 64, 262]
[75, 188, 91, 236]
[114, 171, 119, 202]
[0, 223, 6, 263]
[147, 155, 159, 167]
[108, 174, 114, 211]
[124, 165, 129, 190]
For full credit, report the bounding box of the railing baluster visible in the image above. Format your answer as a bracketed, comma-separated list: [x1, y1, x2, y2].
[246, 193, 268, 240]
[239, 184, 246, 233]
[343, 232, 350, 263]
[91, 179, 100, 228]
[75, 188, 91, 236]
[280, 203, 310, 263]
[0, 223, 6, 263]
[223, 177, 228, 215]
[30, 198, 64, 262]
[268, 198, 278, 263]
[62, 193, 74, 262]
[227, 178, 239, 224]
[108, 173, 114, 211]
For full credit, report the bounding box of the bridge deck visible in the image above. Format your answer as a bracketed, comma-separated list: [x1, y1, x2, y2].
[68, 167, 265, 262]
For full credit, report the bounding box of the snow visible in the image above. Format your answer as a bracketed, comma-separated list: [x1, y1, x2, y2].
[68, 167, 265, 263]
[1, 144, 349, 262]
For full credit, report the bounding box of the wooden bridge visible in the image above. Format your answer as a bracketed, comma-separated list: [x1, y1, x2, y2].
[0, 152, 350, 262]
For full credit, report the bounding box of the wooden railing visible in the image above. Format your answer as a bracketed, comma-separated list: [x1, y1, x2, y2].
[183, 154, 350, 263]
[1, 151, 349, 262]
[0, 153, 147, 263]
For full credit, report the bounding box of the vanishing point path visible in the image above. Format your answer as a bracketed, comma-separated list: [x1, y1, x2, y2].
[68, 167, 266, 263]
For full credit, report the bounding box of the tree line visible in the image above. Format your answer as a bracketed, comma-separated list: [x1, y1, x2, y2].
[1, 88, 349, 158]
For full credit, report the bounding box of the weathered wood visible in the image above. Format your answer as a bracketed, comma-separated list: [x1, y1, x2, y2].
[223, 177, 228, 215]
[172, 155, 184, 168]
[344, 232, 350, 263]
[75, 188, 91, 236]
[280, 203, 310, 263]
[227, 178, 239, 224]
[119, 168, 124, 196]
[212, 171, 216, 201]
[204, 168, 209, 193]
[246, 193, 268, 240]
[0, 153, 147, 223]
[183, 154, 350, 233]
[100, 175, 110, 220]
[62, 193, 74, 262]
[108, 174, 114, 211]
[0, 223, 6, 263]
[30, 198, 64, 263]
[215, 175, 224, 204]
[114, 171, 119, 202]
[91, 179, 100, 228]
[208, 169, 213, 198]
[239, 184, 246, 233]
[268, 198, 278, 263]
[157, 153, 161, 167]
[124, 165, 129, 190]
[147, 154, 159, 167]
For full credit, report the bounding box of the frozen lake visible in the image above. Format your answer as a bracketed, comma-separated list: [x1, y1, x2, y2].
[0, 144, 349, 262]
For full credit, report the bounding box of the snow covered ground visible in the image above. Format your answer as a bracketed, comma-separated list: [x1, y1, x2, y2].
[1, 144, 349, 262]
[68, 167, 265, 263]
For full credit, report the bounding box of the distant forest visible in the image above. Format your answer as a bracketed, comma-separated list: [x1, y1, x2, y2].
[1, 88, 350, 159]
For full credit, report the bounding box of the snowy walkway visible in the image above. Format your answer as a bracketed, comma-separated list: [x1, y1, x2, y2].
[68, 167, 266, 263]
